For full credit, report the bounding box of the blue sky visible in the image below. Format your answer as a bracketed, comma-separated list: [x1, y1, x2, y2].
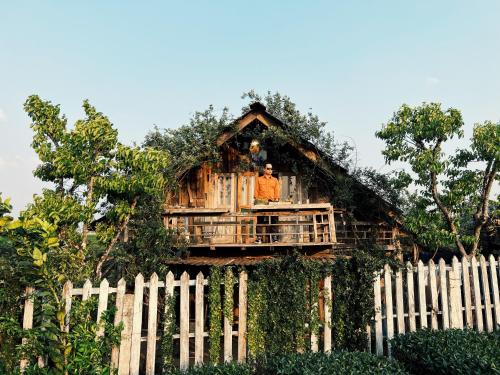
[1, 1, 499, 214]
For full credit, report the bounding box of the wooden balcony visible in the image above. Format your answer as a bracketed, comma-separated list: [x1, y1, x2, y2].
[163, 203, 335, 249]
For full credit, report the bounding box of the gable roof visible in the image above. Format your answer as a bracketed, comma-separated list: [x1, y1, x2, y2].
[217, 102, 347, 177]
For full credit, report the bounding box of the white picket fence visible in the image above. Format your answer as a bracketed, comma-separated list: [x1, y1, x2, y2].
[370, 255, 500, 356]
[20, 256, 499, 373]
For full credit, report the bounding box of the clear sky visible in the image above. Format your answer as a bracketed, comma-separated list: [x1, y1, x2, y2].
[1, 1, 500, 214]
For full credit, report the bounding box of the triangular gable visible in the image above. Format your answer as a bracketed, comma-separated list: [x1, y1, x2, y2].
[216, 102, 346, 177]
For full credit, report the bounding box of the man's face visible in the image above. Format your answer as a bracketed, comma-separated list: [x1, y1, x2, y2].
[264, 164, 273, 176]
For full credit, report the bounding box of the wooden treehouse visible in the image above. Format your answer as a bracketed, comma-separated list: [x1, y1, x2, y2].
[163, 102, 403, 264]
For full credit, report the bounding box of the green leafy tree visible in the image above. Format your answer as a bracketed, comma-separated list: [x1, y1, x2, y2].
[377, 103, 499, 256]
[24, 95, 170, 278]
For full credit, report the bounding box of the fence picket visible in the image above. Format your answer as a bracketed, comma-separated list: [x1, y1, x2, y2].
[111, 278, 126, 371]
[180, 272, 190, 370]
[461, 257, 473, 328]
[323, 275, 332, 353]
[118, 294, 134, 375]
[407, 263, 416, 332]
[96, 278, 109, 337]
[238, 271, 248, 362]
[417, 261, 427, 329]
[146, 273, 159, 375]
[374, 273, 383, 355]
[20, 287, 35, 371]
[82, 279, 92, 301]
[448, 257, 461, 328]
[395, 270, 405, 334]
[471, 257, 483, 331]
[489, 255, 500, 328]
[384, 265, 394, 356]
[439, 259, 449, 329]
[480, 256, 493, 332]
[428, 260, 438, 329]
[224, 269, 234, 362]
[63, 281, 73, 333]
[130, 273, 144, 375]
[195, 272, 205, 365]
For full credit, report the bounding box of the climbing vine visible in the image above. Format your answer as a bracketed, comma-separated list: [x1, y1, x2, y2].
[223, 268, 235, 328]
[208, 267, 222, 363]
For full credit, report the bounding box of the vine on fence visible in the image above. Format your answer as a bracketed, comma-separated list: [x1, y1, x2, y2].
[160, 290, 176, 374]
[208, 267, 222, 363]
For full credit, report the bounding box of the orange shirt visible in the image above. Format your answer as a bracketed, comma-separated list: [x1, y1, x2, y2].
[254, 175, 280, 201]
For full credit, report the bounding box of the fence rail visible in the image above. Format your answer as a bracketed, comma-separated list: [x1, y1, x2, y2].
[20, 255, 499, 373]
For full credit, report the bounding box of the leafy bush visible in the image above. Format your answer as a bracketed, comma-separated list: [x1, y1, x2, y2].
[256, 351, 409, 375]
[175, 352, 407, 375]
[391, 329, 500, 374]
[171, 362, 253, 375]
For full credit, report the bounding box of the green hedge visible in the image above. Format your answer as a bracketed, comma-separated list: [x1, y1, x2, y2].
[174, 351, 408, 375]
[391, 329, 500, 375]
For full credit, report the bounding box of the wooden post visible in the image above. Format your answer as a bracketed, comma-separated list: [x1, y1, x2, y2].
[417, 261, 427, 329]
[129, 273, 144, 375]
[439, 259, 449, 329]
[111, 278, 126, 371]
[479, 256, 493, 332]
[428, 260, 439, 330]
[395, 270, 405, 334]
[471, 257, 483, 331]
[238, 271, 248, 363]
[384, 265, 394, 356]
[82, 279, 92, 301]
[452, 257, 463, 328]
[96, 278, 109, 337]
[180, 272, 190, 370]
[448, 257, 461, 328]
[195, 272, 205, 365]
[374, 273, 383, 356]
[145, 273, 159, 375]
[323, 275, 332, 353]
[461, 257, 473, 328]
[407, 263, 416, 332]
[489, 255, 500, 328]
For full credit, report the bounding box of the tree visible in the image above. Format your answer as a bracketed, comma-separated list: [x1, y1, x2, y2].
[377, 103, 499, 257]
[24, 95, 170, 278]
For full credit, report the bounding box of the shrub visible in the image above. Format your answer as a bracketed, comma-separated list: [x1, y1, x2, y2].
[256, 351, 408, 375]
[171, 362, 253, 375]
[391, 329, 500, 375]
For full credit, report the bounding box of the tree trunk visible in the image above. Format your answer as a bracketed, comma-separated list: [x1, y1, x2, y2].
[430, 171, 467, 257]
[95, 196, 138, 279]
[470, 160, 497, 256]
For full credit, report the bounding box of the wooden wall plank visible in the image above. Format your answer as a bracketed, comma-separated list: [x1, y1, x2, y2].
[63, 281, 73, 333]
[448, 257, 461, 328]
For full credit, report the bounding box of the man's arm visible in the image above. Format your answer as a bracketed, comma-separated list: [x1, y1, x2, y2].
[254, 177, 261, 199]
[273, 178, 280, 201]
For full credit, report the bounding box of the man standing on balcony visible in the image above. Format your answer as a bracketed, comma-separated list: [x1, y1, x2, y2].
[254, 163, 280, 243]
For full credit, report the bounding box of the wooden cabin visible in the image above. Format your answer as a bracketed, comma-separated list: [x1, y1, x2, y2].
[163, 102, 404, 264]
